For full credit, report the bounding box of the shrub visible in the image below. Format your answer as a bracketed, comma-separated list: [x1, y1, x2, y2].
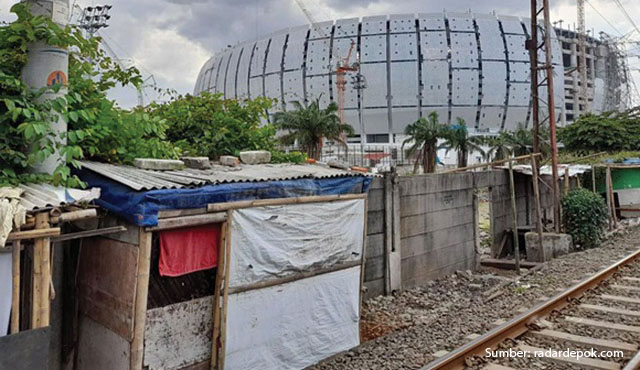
[562, 188, 608, 249]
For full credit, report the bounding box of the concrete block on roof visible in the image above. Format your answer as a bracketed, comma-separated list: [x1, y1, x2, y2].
[525, 232, 573, 262]
[181, 156, 211, 169]
[134, 158, 184, 170]
[219, 155, 240, 167]
[239, 150, 271, 164]
[327, 159, 350, 170]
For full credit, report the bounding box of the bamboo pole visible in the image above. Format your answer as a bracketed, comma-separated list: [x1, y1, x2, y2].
[605, 166, 613, 230]
[508, 157, 520, 275]
[211, 222, 228, 369]
[11, 241, 20, 334]
[564, 167, 570, 196]
[607, 167, 618, 229]
[31, 212, 50, 328]
[358, 197, 368, 342]
[531, 155, 545, 262]
[442, 153, 542, 174]
[39, 213, 51, 327]
[7, 228, 60, 242]
[130, 229, 152, 370]
[207, 193, 367, 212]
[591, 165, 596, 193]
[218, 210, 233, 370]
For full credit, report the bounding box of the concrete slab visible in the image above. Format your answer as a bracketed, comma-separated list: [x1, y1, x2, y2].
[525, 232, 573, 262]
[134, 158, 184, 170]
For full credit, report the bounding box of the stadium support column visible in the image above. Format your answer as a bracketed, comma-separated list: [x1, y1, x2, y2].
[21, 0, 69, 174]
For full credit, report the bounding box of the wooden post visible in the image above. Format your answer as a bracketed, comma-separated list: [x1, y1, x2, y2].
[218, 210, 233, 370]
[591, 165, 597, 193]
[11, 241, 20, 334]
[605, 166, 613, 230]
[508, 157, 520, 275]
[31, 212, 50, 328]
[358, 197, 368, 342]
[607, 167, 618, 229]
[531, 155, 545, 262]
[211, 222, 228, 369]
[130, 229, 152, 370]
[564, 167, 570, 196]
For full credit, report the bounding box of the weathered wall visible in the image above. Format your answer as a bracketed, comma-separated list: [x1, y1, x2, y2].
[364, 177, 385, 299]
[398, 173, 477, 289]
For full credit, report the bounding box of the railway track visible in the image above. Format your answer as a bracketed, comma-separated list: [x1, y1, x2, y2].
[423, 249, 640, 370]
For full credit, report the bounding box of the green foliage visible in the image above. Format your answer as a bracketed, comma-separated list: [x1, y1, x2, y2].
[479, 125, 551, 162]
[273, 98, 354, 160]
[270, 151, 307, 164]
[403, 111, 450, 174]
[561, 188, 608, 249]
[1, 3, 177, 187]
[559, 109, 640, 153]
[149, 93, 276, 159]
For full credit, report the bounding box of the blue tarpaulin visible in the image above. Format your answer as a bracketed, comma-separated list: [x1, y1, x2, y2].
[78, 169, 372, 227]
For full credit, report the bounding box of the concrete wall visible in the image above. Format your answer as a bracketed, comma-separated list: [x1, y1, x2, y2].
[398, 173, 477, 289]
[364, 177, 386, 299]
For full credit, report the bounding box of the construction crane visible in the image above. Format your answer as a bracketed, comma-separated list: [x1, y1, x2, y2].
[293, 0, 359, 125]
[577, 0, 589, 113]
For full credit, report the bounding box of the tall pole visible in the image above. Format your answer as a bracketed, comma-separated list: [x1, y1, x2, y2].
[531, 0, 562, 233]
[577, 0, 589, 114]
[528, 0, 540, 155]
[22, 0, 70, 174]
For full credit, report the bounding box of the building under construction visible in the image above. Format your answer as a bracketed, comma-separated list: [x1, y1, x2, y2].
[194, 12, 632, 145]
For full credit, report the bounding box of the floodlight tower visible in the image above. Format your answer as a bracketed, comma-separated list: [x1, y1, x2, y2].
[78, 4, 111, 36]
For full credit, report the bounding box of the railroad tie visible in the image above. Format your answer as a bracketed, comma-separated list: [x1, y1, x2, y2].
[611, 285, 640, 292]
[517, 344, 621, 370]
[482, 364, 515, 370]
[579, 304, 640, 317]
[531, 329, 637, 354]
[600, 294, 640, 305]
[564, 316, 640, 333]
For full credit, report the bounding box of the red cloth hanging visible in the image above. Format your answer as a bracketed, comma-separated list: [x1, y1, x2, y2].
[159, 223, 221, 277]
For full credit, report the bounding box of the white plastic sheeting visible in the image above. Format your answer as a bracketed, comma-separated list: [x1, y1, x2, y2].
[225, 266, 361, 370]
[0, 252, 11, 336]
[228, 199, 365, 288]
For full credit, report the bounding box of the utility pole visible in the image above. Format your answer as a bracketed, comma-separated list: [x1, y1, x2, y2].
[21, 0, 70, 174]
[577, 0, 589, 113]
[529, 0, 561, 232]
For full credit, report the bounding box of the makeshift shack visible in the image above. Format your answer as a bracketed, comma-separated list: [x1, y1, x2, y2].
[73, 161, 372, 370]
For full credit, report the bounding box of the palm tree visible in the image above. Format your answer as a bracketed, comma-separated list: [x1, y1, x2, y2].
[402, 112, 450, 174]
[273, 98, 354, 160]
[439, 118, 485, 168]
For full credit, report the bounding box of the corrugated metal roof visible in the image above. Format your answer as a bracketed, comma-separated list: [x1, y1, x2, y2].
[0, 183, 100, 211]
[497, 164, 592, 178]
[79, 161, 367, 191]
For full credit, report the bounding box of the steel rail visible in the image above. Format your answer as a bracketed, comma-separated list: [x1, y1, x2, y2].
[421, 248, 640, 370]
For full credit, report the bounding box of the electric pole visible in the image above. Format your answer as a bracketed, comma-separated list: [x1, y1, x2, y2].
[21, 0, 70, 174]
[577, 0, 589, 113]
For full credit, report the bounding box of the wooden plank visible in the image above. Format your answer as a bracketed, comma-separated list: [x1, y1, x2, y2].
[565, 316, 640, 333]
[532, 329, 637, 353]
[480, 258, 540, 270]
[11, 241, 20, 334]
[35, 212, 51, 328]
[78, 237, 139, 340]
[158, 207, 208, 219]
[207, 193, 367, 212]
[130, 229, 152, 370]
[147, 212, 227, 231]
[7, 227, 60, 242]
[611, 285, 640, 292]
[211, 222, 228, 369]
[51, 226, 126, 243]
[580, 304, 640, 317]
[518, 344, 620, 370]
[600, 294, 640, 305]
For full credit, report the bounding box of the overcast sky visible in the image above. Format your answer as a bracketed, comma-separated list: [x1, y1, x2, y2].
[2, 0, 640, 107]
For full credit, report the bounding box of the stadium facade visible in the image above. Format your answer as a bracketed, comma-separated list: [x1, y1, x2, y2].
[194, 12, 629, 145]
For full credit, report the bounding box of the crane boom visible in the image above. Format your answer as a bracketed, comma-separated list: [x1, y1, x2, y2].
[294, 0, 328, 38]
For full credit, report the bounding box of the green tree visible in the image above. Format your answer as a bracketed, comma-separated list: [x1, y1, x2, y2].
[148, 93, 276, 159]
[439, 118, 484, 168]
[1, 3, 177, 186]
[402, 112, 450, 174]
[272, 98, 353, 160]
[558, 110, 640, 153]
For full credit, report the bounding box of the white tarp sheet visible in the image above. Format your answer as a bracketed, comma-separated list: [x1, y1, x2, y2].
[225, 266, 361, 370]
[228, 199, 365, 288]
[0, 251, 12, 336]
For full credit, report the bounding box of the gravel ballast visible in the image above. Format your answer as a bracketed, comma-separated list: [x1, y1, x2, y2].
[311, 224, 640, 370]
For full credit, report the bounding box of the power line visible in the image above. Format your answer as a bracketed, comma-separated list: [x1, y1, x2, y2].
[613, 0, 640, 37]
[585, 0, 623, 36]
